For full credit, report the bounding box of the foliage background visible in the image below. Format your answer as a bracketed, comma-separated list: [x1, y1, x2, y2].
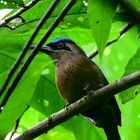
[0, 0, 140, 140]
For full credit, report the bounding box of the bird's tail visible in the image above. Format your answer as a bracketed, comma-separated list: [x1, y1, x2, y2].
[103, 125, 121, 140]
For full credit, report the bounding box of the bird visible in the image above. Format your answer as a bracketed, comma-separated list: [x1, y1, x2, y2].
[38, 37, 121, 140]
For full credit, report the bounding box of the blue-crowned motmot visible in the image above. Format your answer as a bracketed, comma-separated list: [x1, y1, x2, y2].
[39, 37, 121, 140]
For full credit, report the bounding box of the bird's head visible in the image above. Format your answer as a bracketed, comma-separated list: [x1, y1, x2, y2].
[39, 37, 86, 60]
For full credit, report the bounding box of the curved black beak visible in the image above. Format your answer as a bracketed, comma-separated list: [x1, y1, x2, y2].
[40, 46, 53, 54]
[30, 45, 53, 54]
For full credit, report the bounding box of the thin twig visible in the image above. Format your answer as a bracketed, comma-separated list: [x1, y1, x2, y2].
[0, 0, 59, 100]
[120, 22, 134, 35]
[0, 0, 76, 109]
[14, 71, 140, 140]
[9, 106, 30, 140]
[9, 119, 20, 140]
[0, 0, 40, 28]
[88, 22, 134, 59]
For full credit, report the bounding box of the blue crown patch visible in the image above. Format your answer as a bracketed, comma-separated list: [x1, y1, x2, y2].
[48, 37, 74, 44]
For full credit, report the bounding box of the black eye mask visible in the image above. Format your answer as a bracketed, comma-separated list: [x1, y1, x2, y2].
[47, 41, 71, 52]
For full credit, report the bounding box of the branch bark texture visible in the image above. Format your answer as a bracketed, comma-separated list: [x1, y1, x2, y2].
[14, 71, 140, 140]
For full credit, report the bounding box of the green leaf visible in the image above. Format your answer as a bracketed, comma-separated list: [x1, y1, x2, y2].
[30, 62, 64, 116]
[120, 46, 140, 103]
[119, 95, 140, 140]
[5, 0, 25, 7]
[0, 55, 47, 139]
[0, 0, 24, 9]
[10, 0, 25, 6]
[0, 3, 17, 9]
[22, 0, 87, 29]
[121, 0, 140, 13]
[1, 0, 87, 30]
[88, 0, 117, 56]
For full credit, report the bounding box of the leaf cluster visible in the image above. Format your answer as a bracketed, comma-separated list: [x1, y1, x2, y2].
[0, 0, 140, 140]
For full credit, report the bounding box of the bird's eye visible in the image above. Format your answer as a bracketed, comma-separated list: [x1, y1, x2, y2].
[57, 43, 65, 49]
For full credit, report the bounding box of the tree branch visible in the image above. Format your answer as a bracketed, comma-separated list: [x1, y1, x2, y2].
[88, 22, 134, 59]
[14, 70, 140, 140]
[0, 0, 40, 28]
[0, 0, 60, 103]
[0, 0, 76, 110]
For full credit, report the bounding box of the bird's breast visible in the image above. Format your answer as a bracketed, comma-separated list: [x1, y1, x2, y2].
[55, 55, 105, 103]
[56, 59, 81, 103]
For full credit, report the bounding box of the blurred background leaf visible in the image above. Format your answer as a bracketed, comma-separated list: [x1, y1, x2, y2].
[88, 0, 117, 57]
[120, 46, 140, 103]
[0, 0, 140, 140]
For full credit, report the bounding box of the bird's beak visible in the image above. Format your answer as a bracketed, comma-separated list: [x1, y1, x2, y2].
[30, 45, 53, 54]
[40, 46, 53, 54]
